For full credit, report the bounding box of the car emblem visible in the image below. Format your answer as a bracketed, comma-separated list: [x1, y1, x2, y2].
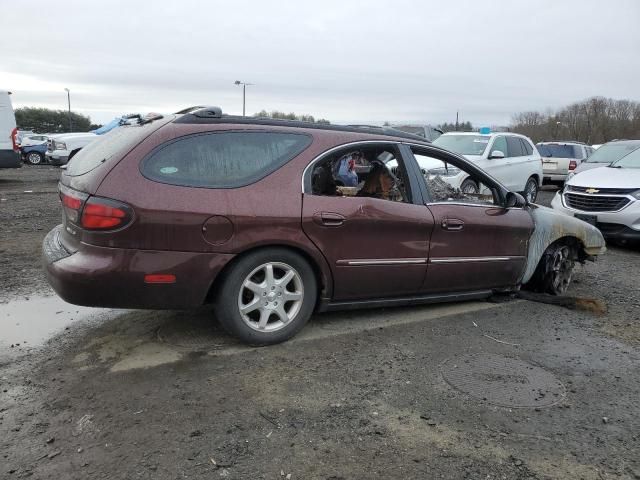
[585, 188, 599, 194]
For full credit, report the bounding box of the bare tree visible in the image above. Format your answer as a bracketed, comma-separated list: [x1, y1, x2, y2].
[511, 97, 640, 143]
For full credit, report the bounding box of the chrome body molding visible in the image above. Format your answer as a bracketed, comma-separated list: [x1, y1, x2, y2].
[337, 258, 428, 266]
[429, 256, 514, 264]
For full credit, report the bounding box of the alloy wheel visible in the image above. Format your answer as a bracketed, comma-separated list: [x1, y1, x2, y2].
[549, 245, 574, 294]
[27, 152, 42, 165]
[525, 179, 538, 203]
[237, 262, 304, 332]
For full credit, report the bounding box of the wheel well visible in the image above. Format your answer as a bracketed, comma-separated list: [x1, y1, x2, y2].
[204, 245, 327, 306]
[529, 173, 540, 185]
[550, 236, 588, 262]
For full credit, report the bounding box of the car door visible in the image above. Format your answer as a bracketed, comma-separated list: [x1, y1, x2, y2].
[302, 142, 434, 301]
[519, 137, 541, 184]
[406, 145, 534, 293]
[484, 135, 515, 190]
[505, 136, 529, 191]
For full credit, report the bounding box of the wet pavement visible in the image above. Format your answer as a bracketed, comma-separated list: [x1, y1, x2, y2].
[0, 296, 108, 358]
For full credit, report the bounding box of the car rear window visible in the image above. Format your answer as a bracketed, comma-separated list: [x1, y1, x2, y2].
[536, 144, 581, 159]
[66, 118, 171, 176]
[141, 131, 312, 188]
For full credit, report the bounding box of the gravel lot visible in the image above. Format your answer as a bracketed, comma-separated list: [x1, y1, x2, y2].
[1, 165, 639, 479]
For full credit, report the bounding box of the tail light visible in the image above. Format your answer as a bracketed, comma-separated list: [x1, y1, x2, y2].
[10, 128, 18, 152]
[59, 184, 133, 231]
[568, 160, 577, 171]
[81, 197, 133, 230]
[60, 185, 88, 223]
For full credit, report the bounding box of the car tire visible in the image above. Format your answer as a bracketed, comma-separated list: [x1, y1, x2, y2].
[26, 152, 44, 165]
[527, 241, 576, 295]
[524, 177, 539, 203]
[460, 178, 478, 194]
[214, 248, 317, 345]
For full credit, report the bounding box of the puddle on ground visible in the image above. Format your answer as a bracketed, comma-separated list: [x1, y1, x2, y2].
[0, 295, 109, 353]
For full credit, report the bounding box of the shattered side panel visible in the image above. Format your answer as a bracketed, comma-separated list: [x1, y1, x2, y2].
[520, 205, 606, 284]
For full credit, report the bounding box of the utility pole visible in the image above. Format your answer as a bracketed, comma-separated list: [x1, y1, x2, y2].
[234, 80, 254, 117]
[455, 111, 459, 131]
[64, 88, 72, 132]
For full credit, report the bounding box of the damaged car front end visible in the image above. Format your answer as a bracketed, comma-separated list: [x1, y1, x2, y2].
[522, 205, 606, 295]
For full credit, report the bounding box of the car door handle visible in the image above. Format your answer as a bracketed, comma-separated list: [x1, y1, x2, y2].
[441, 218, 464, 231]
[313, 212, 345, 227]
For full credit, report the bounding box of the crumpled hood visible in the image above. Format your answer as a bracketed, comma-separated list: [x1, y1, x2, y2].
[567, 166, 640, 189]
[520, 204, 606, 284]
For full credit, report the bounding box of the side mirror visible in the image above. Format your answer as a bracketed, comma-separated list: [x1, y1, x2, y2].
[489, 150, 505, 159]
[505, 191, 527, 208]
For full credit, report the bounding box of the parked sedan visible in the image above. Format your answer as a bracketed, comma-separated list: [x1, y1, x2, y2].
[44, 108, 605, 345]
[552, 146, 640, 242]
[21, 143, 47, 165]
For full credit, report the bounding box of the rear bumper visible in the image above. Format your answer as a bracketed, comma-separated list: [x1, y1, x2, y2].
[43, 225, 235, 309]
[0, 149, 21, 168]
[543, 173, 566, 183]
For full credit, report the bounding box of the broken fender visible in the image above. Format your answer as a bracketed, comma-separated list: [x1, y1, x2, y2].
[520, 205, 606, 284]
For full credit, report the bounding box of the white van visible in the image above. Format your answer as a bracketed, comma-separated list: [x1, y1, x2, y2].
[0, 90, 21, 168]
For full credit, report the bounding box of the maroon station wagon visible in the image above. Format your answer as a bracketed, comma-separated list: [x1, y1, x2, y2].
[43, 107, 605, 345]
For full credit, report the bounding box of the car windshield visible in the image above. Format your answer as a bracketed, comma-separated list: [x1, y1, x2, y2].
[610, 147, 640, 168]
[584, 142, 640, 163]
[537, 144, 581, 158]
[433, 135, 489, 156]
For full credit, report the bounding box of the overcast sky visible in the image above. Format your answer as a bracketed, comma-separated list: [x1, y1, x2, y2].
[2, 0, 639, 127]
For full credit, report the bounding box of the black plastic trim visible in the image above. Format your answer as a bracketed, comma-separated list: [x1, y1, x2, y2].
[318, 289, 493, 312]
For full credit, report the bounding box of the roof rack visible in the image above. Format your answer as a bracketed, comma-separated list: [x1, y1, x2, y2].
[173, 109, 430, 142]
[174, 106, 222, 117]
[539, 140, 588, 145]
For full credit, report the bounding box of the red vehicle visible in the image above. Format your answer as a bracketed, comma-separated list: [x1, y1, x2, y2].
[43, 107, 605, 345]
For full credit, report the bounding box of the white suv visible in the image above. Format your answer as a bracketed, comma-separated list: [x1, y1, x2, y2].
[537, 141, 594, 184]
[432, 131, 543, 202]
[551, 146, 640, 243]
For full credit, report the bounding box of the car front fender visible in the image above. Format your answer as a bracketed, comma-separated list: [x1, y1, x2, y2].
[520, 204, 606, 284]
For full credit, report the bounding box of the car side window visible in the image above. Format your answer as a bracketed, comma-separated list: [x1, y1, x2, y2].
[490, 136, 507, 157]
[520, 138, 533, 155]
[310, 145, 410, 203]
[410, 148, 497, 206]
[506, 136, 525, 157]
[141, 131, 311, 188]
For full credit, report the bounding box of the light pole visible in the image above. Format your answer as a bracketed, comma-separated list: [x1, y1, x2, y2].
[234, 80, 253, 117]
[64, 88, 72, 132]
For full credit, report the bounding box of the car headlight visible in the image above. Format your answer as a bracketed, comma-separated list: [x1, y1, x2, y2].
[428, 167, 461, 177]
[632, 189, 640, 200]
[54, 141, 67, 150]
